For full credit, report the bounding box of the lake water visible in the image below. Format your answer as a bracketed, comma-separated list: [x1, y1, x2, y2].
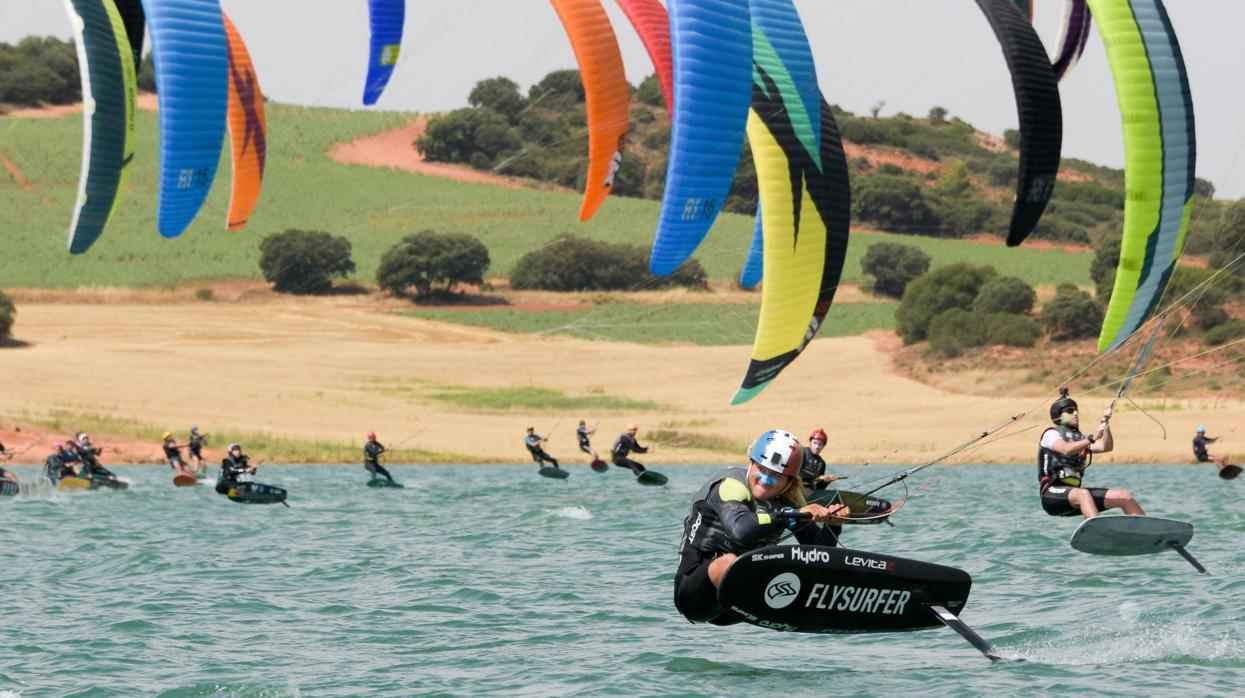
[1, 463, 1241, 696]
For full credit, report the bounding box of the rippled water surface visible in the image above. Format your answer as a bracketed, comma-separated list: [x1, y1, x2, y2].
[1, 463, 1242, 696]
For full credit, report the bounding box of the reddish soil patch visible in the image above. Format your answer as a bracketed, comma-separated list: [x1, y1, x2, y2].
[328, 118, 570, 192]
[844, 142, 944, 176]
[965, 233, 1093, 254]
[0, 151, 34, 192]
[4, 93, 158, 119]
[1, 427, 166, 466]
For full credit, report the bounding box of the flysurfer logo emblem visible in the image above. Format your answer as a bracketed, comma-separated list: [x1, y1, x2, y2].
[804, 584, 911, 615]
[764, 573, 801, 609]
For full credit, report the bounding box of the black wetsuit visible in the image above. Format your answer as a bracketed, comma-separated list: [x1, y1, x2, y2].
[577, 427, 592, 455]
[364, 440, 394, 482]
[44, 454, 75, 483]
[675, 468, 837, 625]
[525, 435, 558, 468]
[1038, 425, 1106, 516]
[216, 455, 251, 494]
[189, 433, 206, 460]
[163, 440, 187, 469]
[612, 433, 648, 475]
[799, 447, 829, 496]
[1193, 435, 1216, 463]
[77, 444, 114, 481]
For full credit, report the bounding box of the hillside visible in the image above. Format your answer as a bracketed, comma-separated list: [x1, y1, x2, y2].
[1, 100, 1095, 291]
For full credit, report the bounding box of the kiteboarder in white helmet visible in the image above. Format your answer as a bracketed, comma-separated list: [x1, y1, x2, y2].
[673, 429, 849, 625]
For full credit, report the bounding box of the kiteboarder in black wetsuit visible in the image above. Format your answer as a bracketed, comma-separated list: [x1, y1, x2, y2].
[188, 426, 209, 476]
[75, 433, 117, 482]
[576, 420, 598, 460]
[612, 424, 652, 476]
[364, 432, 395, 483]
[1191, 425, 1235, 471]
[1038, 390, 1143, 519]
[162, 432, 194, 477]
[675, 429, 849, 625]
[216, 443, 256, 494]
[0, 444, 16, 487]
[524, 427, 559, 469]
[799, 428, 841, 498]
[43, 444, 79, 484]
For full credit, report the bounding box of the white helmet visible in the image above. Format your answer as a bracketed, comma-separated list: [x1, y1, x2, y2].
[748, 429, 803, 478]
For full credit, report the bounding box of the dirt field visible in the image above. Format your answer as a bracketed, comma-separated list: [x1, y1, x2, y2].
[3, 291, 1241, 468]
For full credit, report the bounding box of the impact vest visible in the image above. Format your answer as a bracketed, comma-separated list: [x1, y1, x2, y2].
[680, 467, 787, 557]
[219, 456, 250, 482]
[1038, 425, 1087, 492]
[799, 448, 826, 485]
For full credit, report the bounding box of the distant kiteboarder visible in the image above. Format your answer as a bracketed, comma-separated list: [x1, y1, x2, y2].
[217, 443, 257, 494]
[364, 431, 397, 484]
[611, 423, 652, 476]
[43, 444, 79, 484]
[800, 428, 841, 497]
[1038, 390, 1143, 518]
[1193, 425, 1240, 479]
[161, 431, 195, 478]
[188, 426, 209, 476]
[674, 429, 848, 625]
[75, 433, 118, 483]
[576, 420, 598, 461]
[525, 427, 559, 470]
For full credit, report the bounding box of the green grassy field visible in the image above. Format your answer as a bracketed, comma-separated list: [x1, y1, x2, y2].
[2, 102, 1091, 289]
[373, 381, 667, 412]
[402, 301, 898, 346]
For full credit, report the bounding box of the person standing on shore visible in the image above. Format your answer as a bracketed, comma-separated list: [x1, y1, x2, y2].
[364, 432, 396, 484]
[525, 427, 559, 469]
[612, 423, 653, 476]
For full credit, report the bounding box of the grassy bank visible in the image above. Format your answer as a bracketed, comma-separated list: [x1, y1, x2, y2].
[402, 301, 898, 346]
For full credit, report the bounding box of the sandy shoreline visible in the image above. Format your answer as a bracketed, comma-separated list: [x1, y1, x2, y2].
[2, 291, 1242, 469]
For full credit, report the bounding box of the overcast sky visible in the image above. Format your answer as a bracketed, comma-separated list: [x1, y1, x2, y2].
[6, 1, 1245, 198]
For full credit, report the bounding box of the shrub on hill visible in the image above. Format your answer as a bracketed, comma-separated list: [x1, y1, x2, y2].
[896, 263, 997, 343]
[1204, 320, 1245, 347]
[469, 76, 526, 123]
[417, 108, 520, 168]
[528, 69, 584, 103]
[510, 235, 707, 292]
[259, 230, 356, 295]
[377, 230, 491, 300]
[983, 313, 1041, 347]
[1090, 235, 1121, 301]
[0, 289, 15, 341]
[635, 73, 665, 108]
[852, 174, 939, 234]
[974, 276, 1036, 315]
[926, 308, 986, 357]
[0, 37, 80, 106]
[860, 242, 930, 298]
[1039, 284, 1102, 341]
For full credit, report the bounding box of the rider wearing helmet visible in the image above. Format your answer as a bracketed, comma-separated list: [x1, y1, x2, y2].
[162, 431, 193, 477]
[217, 443, 256, 494]
[1038, 389, 1141, 518]
[364, 431, 395, 484]
[188, 426, 209, 476]
[799, 427, 840, 497]
[1191, 425, 1234, 472]
[611, 423, 652, 476]
[674, 429, 850, 625]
